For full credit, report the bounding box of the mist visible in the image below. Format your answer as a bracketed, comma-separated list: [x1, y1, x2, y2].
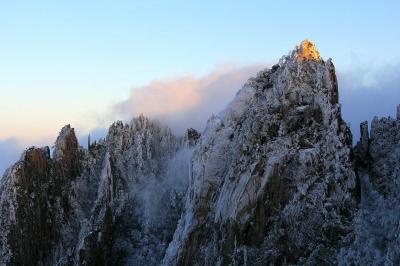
[112, 64, 266, 134]
[137, 147, 192, 225]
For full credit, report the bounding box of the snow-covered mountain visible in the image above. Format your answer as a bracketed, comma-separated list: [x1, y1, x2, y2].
[164, 40, 357, 265]
[0, 40, 399, 265]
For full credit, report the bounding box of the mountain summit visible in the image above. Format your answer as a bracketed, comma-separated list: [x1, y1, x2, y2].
[164, 40, 356, 265]
[294, 39, 321, 62]
[0, 41, 399, 265]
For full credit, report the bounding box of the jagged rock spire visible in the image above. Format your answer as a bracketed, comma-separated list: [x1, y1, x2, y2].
[53, 124, 80, 176]
[54, 125, 78, 161]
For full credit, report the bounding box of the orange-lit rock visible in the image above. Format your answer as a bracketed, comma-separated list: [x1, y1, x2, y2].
[295, 39, 321, 62]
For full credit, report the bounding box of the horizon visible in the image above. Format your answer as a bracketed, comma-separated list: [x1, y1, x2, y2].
[1, 1, 400, 174]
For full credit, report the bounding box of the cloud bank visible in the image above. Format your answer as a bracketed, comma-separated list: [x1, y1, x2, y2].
[338, 63, 400, 141]
[112, 64, 266, 134]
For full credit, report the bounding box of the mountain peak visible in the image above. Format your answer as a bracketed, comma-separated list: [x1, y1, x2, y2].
[54, 125, 78, 160]
[53, 125, 80, 176]
[294, 39, 321, 62]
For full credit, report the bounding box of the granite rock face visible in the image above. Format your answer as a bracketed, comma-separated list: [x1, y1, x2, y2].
[1, 40, 400, 265]
[163, 40, 357, 265]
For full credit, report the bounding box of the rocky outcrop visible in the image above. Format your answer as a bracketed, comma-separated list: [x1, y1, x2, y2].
[164, 40, 357, 265]
[339, 107, 400, 265]
[354, 108, 400, 197]
[0, 126, 82, 265]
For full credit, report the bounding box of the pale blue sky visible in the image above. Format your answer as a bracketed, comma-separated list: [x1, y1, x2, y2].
[1, 1, 400, 173]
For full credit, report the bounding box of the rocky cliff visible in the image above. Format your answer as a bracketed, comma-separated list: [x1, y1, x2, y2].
[0, 125, 82, 265]
[0, 40, 399, 265]
[163, 40, 357, 265]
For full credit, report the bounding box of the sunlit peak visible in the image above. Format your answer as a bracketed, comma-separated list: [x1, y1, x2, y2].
[295, 39, 321, 62]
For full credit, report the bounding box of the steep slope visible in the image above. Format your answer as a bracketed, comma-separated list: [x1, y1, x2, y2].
[164, 40, 357, 265]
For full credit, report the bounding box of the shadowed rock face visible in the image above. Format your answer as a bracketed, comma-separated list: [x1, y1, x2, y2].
[53, 125, 80, 176]
[184, 128, 201, 147]
[0, 126, 81, 265]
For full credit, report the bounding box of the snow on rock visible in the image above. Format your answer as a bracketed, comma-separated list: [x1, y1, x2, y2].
[77, 115, 189, 265]
[345, 108, 400, 265]
[338, 174, 400, 265]
[163, 40, 357, 265]
[0, 117, 194, 265]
